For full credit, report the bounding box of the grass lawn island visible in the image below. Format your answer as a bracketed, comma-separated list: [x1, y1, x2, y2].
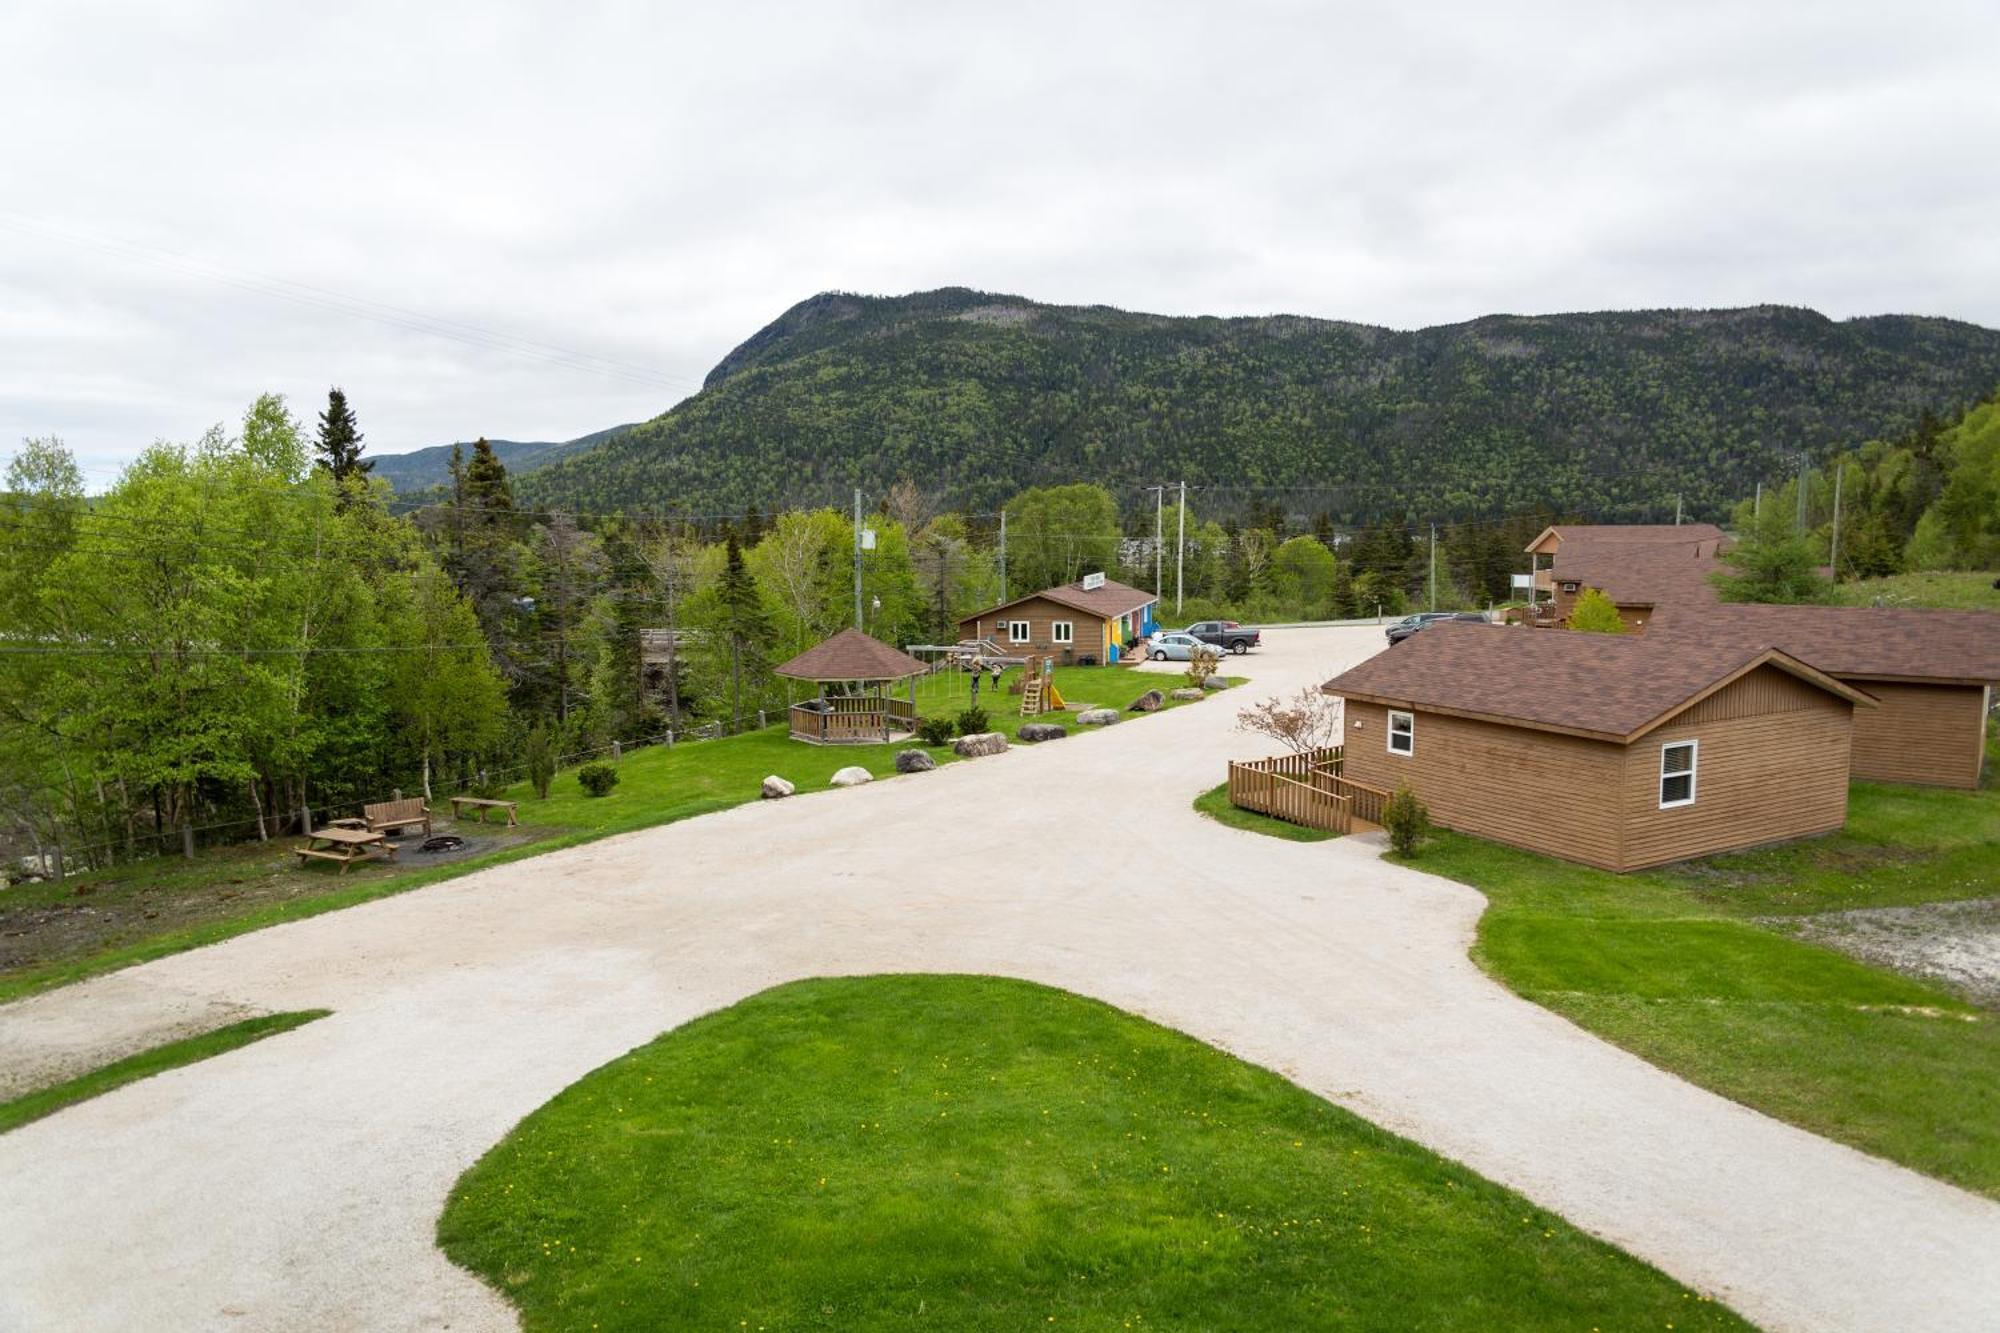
[1322, 622, 1880, 872]
[776, 627, 929, 744]
[956, 572, 1159, 665]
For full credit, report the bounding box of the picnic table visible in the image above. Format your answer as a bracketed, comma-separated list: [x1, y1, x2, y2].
[295, 826, 397, 874]
[449, 796, 519, 826]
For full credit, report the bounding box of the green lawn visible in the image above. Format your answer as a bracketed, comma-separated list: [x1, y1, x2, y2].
[1830, 570, 2000, 611]
[0, 667, 1228, 1004]
[1191, 782, 1339, 842]
[0, 1010, 328, 1134]
[1406, 782, 2000, 1197]
[438, 976, 1744, 1331]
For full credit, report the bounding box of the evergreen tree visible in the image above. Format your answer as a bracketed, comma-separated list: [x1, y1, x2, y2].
[313, 387, 371, 490]
[713, 533, 774, 732]
[1566, 587, 1628, 633]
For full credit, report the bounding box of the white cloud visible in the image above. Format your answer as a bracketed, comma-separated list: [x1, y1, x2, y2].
[3, 0, 1996, 476]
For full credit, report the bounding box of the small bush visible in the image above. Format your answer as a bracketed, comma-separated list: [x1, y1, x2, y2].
[916, 716, 956, 746]
[956, 706, 990, 737]
[1381, 784, 1431, 856]
[1185, 644, 1222, 688]
[525, 725, 556, 800]
[576, 762, 620, 798]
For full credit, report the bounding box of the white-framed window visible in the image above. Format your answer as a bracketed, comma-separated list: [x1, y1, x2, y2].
[1052, 621, 1073, 644]
[1659, 740, 1697, 808]
[1008, 620, 1031, 643]
[1387, 710, 1415, 756]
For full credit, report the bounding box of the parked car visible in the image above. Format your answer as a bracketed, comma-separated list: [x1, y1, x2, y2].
[1183, 620, 1262, 654]
[1385, 611, 1488, 645]
[1144, 631, 1214, 662]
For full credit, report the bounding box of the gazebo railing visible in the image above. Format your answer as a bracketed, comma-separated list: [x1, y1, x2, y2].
[788, 691, 918, 743]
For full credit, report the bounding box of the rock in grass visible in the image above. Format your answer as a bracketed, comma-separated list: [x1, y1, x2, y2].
[1077, 708, 1119, 726]
[1171, 687, 1205, 701]
[894, 749, 936, 773]
[952, 731, 1009, 757]
[830, 766, 873, 787]
[761, 775, 794, 799]
[1201, 676, 1230, 690]
[1017, 722, 1068, 742]
[1127, 689, 1166, 713]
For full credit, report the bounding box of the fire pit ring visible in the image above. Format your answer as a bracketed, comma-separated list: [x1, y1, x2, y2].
[418, 835, 467, 854]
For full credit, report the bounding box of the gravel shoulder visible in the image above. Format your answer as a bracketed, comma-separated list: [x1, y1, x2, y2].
[1771, 897, 2000, 1008]
[2, 627, 1997, 1333]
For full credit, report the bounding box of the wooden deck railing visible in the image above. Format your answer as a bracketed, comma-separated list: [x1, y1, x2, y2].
[788, 693, 918, 743]
[1226, 747, 1352, 833]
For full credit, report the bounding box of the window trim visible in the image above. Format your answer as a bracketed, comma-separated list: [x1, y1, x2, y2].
[1051, 620, 1073, 644]
[1659, 739, 1698, 809]
[1008, 620, 1031, 644]
[1386, 709, 1415, 757]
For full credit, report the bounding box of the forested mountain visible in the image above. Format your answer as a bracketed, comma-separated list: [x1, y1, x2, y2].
[371, 424, 635, 493]
[519, 288, 2000, 521]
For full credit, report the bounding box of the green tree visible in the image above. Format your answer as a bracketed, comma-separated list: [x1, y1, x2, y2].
[701, 533, 776, 732]
[1711, 508, 1834, 604]
[1268, 535, 1339, 618]
[314, 387, 371, 492]
[1566, 587, 1628, 633]
[1002, 484, 1120, 594]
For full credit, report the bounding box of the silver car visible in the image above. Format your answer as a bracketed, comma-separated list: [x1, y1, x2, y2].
[1145, 631, 1211, 662]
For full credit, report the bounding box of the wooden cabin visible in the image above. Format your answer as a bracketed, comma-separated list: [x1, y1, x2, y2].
[1322, 622, 1876, 871]
[957, 574, 1159, 665]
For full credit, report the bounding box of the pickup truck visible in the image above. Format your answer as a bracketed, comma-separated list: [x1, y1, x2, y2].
[1183, 620, 1262, 654]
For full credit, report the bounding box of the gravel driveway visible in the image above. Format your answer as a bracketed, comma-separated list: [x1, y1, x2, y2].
[1, 627, 1997, 1333]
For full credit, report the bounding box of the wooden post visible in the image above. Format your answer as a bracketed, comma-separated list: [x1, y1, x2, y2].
[611, 740, 622, 762]
[181, 821, 195, 861]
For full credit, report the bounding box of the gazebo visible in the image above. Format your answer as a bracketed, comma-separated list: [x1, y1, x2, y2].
[776, 628, 929, 744]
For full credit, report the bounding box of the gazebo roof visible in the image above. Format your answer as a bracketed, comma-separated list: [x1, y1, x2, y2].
[775, 627, 929, 681]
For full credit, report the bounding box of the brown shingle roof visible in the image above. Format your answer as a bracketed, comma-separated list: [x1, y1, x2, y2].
[1531, 523, 1727, 553]
[962, 577, 1157, 624]
[1680, 604, 2000, 684]
[775, 628, 929, 681]
[1321, 622, 1871, 741]
[1551, 541, 1724, 608]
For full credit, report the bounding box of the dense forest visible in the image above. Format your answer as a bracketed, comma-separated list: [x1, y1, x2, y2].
[510, 288, 2000, 520]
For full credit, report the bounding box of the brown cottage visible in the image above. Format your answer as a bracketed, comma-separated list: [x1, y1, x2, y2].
[1322, 623, 1877, 871]
[957, 576, 1159, 665]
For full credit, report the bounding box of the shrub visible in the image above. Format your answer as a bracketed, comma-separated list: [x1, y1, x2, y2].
[525, 724, 556, 800]
[577, 762, 620, 798]
[1185, 644, 1222, 688]
[956, 706, 990, 737]
[1381, 784, 1430, 856]
[1566, 587, 1628, 634]
[916, 716, 956, 746]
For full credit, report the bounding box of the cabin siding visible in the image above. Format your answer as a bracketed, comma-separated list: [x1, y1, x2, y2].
[1342, 701, 1628, 870]
[1619, 670, 1853, 870]
[961, 597, 1103, 665]
[1844, 680, 1987, 789]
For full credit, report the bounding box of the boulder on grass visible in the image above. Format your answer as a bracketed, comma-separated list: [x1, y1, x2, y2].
[894, 749, 936, 774]
[1077, 708, 1119, 726]
[1017, 722, 1068, 743]
[830, 766, 873, 787]
[1171, 687, 1205, 702]
[1201, 676, 1230, 690]
[760, 775, 794, 799]
[1127, 689, 1166, 713]
[952, 731, 1009, 757]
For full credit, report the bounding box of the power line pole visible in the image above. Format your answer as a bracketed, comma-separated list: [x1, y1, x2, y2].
[1148, 484, 1164, 598]
[998, 508, 1007, 599]
[1829, 463, 1843, 581]
[1428, 523, 1437, 611]
[853, 487, 864, 630]
[1674, 493, 1682, 526]
[1796, 458, 1809, 533]
[1175, 481, 1186, 615]
[1754, 480, 1762, 522]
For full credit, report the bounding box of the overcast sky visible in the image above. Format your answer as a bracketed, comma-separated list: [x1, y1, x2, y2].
[5, 1, 1997, 478]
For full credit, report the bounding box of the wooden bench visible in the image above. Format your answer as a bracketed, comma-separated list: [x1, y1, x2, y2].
[363, 797, 432, 836]
[295, 827, 396, 874]
[449, 795, 519, 826]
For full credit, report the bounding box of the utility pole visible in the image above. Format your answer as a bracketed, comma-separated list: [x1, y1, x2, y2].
[1829, 463, 1843, 582]
[1754, 481, 1762, 522]
[1175, 481, 1186, 614]
[1148, 484, 1164, 598]
[1674, 494, 1682, 526]
[853, 487, 864, 630]
[998, 508, 1007, 599]
[1797, 458, 1809, 533]
[1428, 523, 1437, 611]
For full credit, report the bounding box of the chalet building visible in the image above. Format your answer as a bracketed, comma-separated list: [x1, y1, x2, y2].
[957, 574, 1158, 665]
[1525, 524, 1726, 627]
[1322, 622, 1877, 872]
[1689, 605, 2000, 789]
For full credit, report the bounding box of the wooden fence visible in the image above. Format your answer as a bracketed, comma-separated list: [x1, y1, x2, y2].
[1225, 746, 1393, 835]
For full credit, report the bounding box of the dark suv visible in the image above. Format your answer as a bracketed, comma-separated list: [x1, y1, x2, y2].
[1385, 611, 1488, 645]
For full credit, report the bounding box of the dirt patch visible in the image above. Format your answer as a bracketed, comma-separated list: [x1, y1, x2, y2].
[0, 829, 541, 979]
[1767, 897, 2000, 1008]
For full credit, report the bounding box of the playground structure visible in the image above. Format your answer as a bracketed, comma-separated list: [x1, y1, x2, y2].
[1017, 655, 1067, 714]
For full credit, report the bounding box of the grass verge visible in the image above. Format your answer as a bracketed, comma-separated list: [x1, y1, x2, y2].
[1401, 782, 2000, 1197]
[438, 976, 1745, 1331]
[1192, 782, 1339, 842]
[0, 667, 1235, 1005]
[0, 1009, 330, 1134]
[1829, 569, 2000, 612]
